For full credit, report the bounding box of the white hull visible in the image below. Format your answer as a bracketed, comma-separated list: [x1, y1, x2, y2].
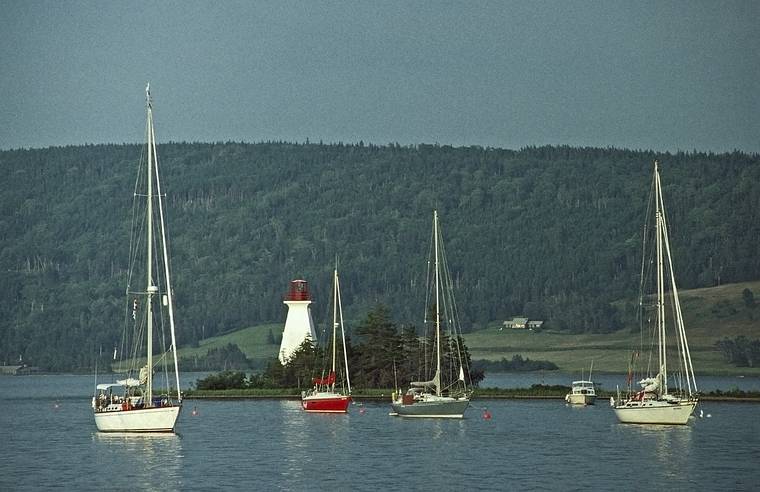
[391, 395, 470, 418]
[613, 399, 696, 425]
[565, 393, 596, 405]
[94, 405, 181, 433]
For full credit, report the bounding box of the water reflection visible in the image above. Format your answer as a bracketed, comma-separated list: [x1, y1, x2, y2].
[93, 432, 182, 490]
[614, 420, 694, 482]
[276, 399, 362, 488]
[278, 400, 311, 484]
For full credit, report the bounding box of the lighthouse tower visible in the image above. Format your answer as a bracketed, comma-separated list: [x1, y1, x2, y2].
[279, 279, 317, 364]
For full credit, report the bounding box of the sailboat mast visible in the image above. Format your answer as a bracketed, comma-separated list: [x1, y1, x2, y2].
[145, 84, 155, 405]
[434, 210, 441, 397]
[654, 161, 667, 395]
[656, 166, 697, 397]
[150, 87, 182, 403]
[336, 270, 351, 393]
[331, 268, 338, 388]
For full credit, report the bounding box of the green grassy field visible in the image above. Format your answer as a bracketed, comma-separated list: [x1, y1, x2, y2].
[175, 323, 282, 365]
[466, 280, 760, 374]
[177, 281, 760, 375]
[114, 323, 282, 372]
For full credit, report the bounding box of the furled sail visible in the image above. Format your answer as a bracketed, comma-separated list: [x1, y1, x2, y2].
[139, 365, 151, 385]
[639, 373, 661, 393]
[313, 371, 336, 386]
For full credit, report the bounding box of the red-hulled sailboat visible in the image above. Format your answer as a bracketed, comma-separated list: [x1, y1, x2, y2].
[301, 267, 352, 413]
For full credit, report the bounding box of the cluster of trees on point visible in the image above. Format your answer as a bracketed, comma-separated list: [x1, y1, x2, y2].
[2, 142, 760, 370]
[202, 305, 484, 390]
[472, 355, 558, 372]
[195, 370, 248, 390]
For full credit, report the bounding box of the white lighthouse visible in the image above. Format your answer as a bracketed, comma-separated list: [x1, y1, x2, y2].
[279, 279, 317, 364]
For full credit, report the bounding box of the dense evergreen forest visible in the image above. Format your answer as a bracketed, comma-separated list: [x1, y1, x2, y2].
[2, 142, 759, 370]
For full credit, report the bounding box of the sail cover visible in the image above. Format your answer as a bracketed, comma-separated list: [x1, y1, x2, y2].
[96, 378, 141, 390]
[412, 369, 441, 389]
[410, 380, 436, 388]
[118, 378, 142, 387]
[313, 371, 336, 386]
[639, 374, 661, 393]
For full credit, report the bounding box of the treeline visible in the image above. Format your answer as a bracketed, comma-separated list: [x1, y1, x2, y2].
[198, 305, 483, 390]
[715, 336, 760, 367]
[473, 355, 558, 372]
[2, 142, 759, 370]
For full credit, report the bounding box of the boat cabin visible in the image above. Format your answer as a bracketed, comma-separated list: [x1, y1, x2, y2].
[570, 380, 596, 396]
[93, 380, 172, 413]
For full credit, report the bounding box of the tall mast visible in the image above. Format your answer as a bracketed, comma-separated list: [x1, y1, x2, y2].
[150, 85, 182, 402]
[654, 161, 667, 395]
[657, 164, 697, 396]
[331, 267, 338, 389]
[145, 84, 155, 405]
[336, 269, 351, 394]
[434, 210, 441, 397]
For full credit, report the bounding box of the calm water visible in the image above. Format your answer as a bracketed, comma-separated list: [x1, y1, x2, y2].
[481, 371, 760, 392]
[2, 375, 759, 491]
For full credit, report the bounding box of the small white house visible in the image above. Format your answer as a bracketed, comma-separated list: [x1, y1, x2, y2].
[503, 317, 529, 329]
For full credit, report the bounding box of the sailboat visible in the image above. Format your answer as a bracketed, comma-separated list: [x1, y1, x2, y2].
[301, 267, 352, 413]
[391, 210, 471, 418]
[611, 161, 698, 425]
[92, 85, 182, 432]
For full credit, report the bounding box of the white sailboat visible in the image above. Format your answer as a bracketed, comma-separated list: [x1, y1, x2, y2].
[301, 266, 353, 413]
[92, 85, 182, 432]
[611, 161, 698, 425]
[391, 210, 471, 418]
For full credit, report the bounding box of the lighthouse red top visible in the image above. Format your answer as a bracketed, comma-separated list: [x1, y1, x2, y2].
[285, 279, 311, 301]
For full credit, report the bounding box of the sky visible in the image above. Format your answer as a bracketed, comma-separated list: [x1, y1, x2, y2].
[1, 1, 758, 153]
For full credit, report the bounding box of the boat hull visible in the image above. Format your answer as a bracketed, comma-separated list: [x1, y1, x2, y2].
[613, 399, 696, 425]
[302, 392, 352, 413]
[94, 405, 181, 432]
[391, 397, 470, 418]
[565, 393, 596, 405]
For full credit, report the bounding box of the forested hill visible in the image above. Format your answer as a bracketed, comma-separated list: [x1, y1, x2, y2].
[2, 142, 759, 370]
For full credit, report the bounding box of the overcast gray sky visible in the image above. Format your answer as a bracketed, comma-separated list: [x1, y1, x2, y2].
[1, 1, 758, 153]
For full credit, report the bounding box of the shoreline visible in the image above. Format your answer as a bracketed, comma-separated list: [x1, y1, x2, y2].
[183, 393, 760, 402]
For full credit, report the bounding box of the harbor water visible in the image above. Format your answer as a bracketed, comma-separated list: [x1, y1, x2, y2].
[1, 374, 758, 490]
